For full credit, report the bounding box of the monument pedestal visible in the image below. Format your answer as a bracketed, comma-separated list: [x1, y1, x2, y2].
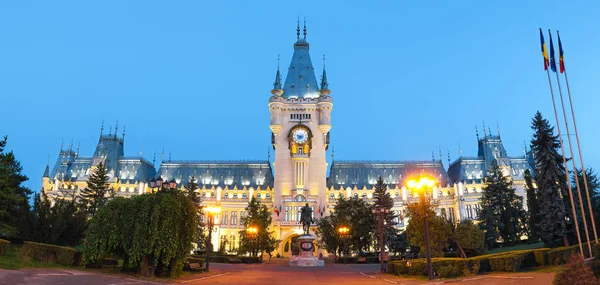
[289, 234, 324, 267]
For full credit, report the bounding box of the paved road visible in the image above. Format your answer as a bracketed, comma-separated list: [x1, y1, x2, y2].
[0, 262, 556, 285]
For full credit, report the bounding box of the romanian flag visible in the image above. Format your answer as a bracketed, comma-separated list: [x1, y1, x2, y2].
[558, 31, 565, 73]
[548, 30, 557, 73]
[539, 28, 549, 70]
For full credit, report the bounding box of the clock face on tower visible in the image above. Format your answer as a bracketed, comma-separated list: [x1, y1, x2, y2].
[292, 129, 308, 144]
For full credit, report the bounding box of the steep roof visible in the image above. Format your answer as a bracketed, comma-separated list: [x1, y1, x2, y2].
[282, 22, 320, 99]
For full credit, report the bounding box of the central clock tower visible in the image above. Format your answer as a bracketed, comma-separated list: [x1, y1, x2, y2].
[268, 22, 332, 226]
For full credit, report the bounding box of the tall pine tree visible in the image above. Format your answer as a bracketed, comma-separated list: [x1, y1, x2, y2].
[524, 169, 540, 241]
[79, 162, 112, 216]
[372, 176, 398, 251]
[478, 161, 527, 247]
[185, 176, 206, 250]
[0, 136, 32, 237]
[530, 111, 568, 247]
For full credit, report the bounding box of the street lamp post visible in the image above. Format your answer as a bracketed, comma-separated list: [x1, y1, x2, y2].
[148, 178, 177, 193]
[205, 206, 221, 272]
[247, 226, 258, 257]
[337, 226, 349, 258]
[407, 177, 436, 281]
[372, 206, 390, 273]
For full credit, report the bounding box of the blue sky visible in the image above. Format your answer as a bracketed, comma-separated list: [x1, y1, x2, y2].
[1, 1, 599, 192]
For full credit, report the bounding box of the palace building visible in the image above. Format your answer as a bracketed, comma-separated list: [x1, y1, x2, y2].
[40, 24, 534, 257]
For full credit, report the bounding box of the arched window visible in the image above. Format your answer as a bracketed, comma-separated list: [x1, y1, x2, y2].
[242, 192, 247, 199]
[395, 192, 399, 197]
[330, 193, 334, 199]
[233, 193, 238, 199]
[257, 193, 261, 198]
[231, 211, 237, 225]
[211, 192, 215, 197]
[224, 192, 229, 199]
[353, 193, 358, 199]
[295, 195, 306, 202]
[339, 193, 344, 198]
[266, 193, 271, 199]
[362, 193, 367, 199]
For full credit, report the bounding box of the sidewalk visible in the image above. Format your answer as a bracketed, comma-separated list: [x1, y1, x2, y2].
[366, 271, 556, 285]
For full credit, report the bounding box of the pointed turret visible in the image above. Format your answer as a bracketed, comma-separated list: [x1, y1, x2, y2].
[271, 55, 284, 96]
[282, 20, 320, 99]
[319, 55, 330, 96]
[43, 164, 50, 178]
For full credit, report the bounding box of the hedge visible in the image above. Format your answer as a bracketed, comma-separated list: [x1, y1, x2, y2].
[191, 254, 260, 264]
[388, 248, 558, 278]
[19, 241, 82, 266]
[0, 239, 9, 256]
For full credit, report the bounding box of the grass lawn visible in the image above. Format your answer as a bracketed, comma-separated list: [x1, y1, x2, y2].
[0, 245, 70, 270]
[487, 241, 545, 254]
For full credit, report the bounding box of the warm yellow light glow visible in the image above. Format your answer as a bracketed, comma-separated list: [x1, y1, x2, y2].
[247, 226, 258, 235]
[338, 226, 349, 235]
[206, 206, 221, 214]
[406, 177, 437, 191]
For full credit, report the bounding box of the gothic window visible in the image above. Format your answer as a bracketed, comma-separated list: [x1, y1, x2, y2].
[233, 193, 238, 199]
[353, 193, 358, 199]
[362, 193, 367, 199]
[242, 192, 247, 199]
[221, 211, 228, 225]
[395, 192, 399, 197]
[231, 211, 237, 225]
[330, 193, 334, 199]
[339, 193, 344, 198]
[224, 192, 229, 199]
[257, 193, 261, 198]
[211, 192, 215, 197]
[295, 195, 306, 202]
[266, 193, 271, 199]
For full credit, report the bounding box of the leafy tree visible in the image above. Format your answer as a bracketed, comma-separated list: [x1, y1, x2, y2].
[478, 161, 527, 247]
[0, 136, 32, 237]
[27, 192, 87, 246]
[79, 162, 112, 216]
[530, 111, 568, 247]
[372, 176, 399, 252]
[386, 231, 409, 256]
[452, 220, 485, 258]
[524, 169, 540, 241]
[238, 197, 278, 259]
[405, 201, 451, 258]
[84, 189, 197, 278]
[316, 197, 376, 256]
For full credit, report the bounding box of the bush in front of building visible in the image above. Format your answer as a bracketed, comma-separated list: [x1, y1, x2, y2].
[553, 254, 599, 285]
[18, 241, 81, 266]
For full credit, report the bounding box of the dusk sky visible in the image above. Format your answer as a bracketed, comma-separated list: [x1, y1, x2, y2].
[1, 1, 599, 193]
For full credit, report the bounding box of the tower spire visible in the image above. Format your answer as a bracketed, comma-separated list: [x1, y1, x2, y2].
[76, 142, 80, 157]
[320, 54, 329, 93]
[272, 55, 282, 91]
[153, 151, 156, 168]
[99, 120, 104, 139]
[122, 125, 126, 140]
[447, 151, 451, 166]
[60, 139, 64, 152]
[482, 121, 486, 138]
[296, 17, 300, 40]
[114, 120, 119, 138]
[497, 122, 500, 138]
[303, 17, 307, 39]
[459, 142, 463, 158]
[475, 125, 479, 140]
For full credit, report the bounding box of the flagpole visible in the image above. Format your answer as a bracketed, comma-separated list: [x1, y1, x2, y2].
[560, 31, 598, 243]
[553, 64, 592, 257]
[545, 65, 584, 257]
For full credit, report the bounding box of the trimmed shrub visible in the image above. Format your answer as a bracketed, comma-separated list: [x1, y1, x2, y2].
[436, 264, 461, 278]
[489, 253, 527, 272]
[19, 241, 81, 266]
[547, 245, 580, 265]
[533, 248, 549, 266]
[0, 239, 9, 256]
[394, 261, 408, 275]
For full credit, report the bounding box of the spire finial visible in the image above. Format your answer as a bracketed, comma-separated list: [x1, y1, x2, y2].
[438, 146, 442, 162]
[303, 17, 307, 39]
[432, 151, 435, 161]
[60, 139, 64, 152]
[169, 151, 172, 161]
[76, 142, 80, 157]
[488, 126, 492, 137]
[296, 17, 300, 40]
[331, 146, 335, 163]
[69, 139, 73, 153]
[153, 151, 156, 167]
[100, 120, 104, 139]
[122, 125, 126, 141]
[320, 54, 329, 92]
[475, 125, 479, 140]
[482, 121, 486, 138]
[161, 147, 164, 163]
[114, 120, 119, 138]
[459, 142, 463, 158]
[267, 146, 271, 162]
[496, 122, 500, 138]
[140, 144, 143, 159]
[447, 151, 451, 166]
[272, 55, 282, 91]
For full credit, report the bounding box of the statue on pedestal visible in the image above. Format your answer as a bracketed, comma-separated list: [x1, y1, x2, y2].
[300, 203, 313, 235]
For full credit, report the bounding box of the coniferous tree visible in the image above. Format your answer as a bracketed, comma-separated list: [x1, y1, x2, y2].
[238, 198, 278, 258]
[0, 136, 32, 237]
[79, 162, 112, 216]
[478, 161, 527, 247]
[530, 111, 568, 247]
[185, 177, 206, 250]
[524, 169, 540, 241]
[372, 176, 398, 252]
[572, 168, 600, 240]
